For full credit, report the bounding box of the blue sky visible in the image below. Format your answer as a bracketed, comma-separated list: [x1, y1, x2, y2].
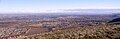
[0, 0, 120, 13]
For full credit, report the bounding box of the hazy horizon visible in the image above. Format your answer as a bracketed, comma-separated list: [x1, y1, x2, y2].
[0, 0, 120, 13]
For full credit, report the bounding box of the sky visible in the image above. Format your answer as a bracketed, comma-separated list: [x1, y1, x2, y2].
[0, 0, 120, 13]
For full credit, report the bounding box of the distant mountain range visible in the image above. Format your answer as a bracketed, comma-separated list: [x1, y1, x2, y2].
[56, 9, 120, 14]
[0, 9, 120, 15]
[28, 9, 120, 15]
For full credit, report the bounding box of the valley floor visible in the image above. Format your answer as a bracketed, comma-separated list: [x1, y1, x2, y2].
[17, 24, 120, 39]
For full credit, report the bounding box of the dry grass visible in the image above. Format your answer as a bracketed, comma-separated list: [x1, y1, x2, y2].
[17, 24, 120, 39]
